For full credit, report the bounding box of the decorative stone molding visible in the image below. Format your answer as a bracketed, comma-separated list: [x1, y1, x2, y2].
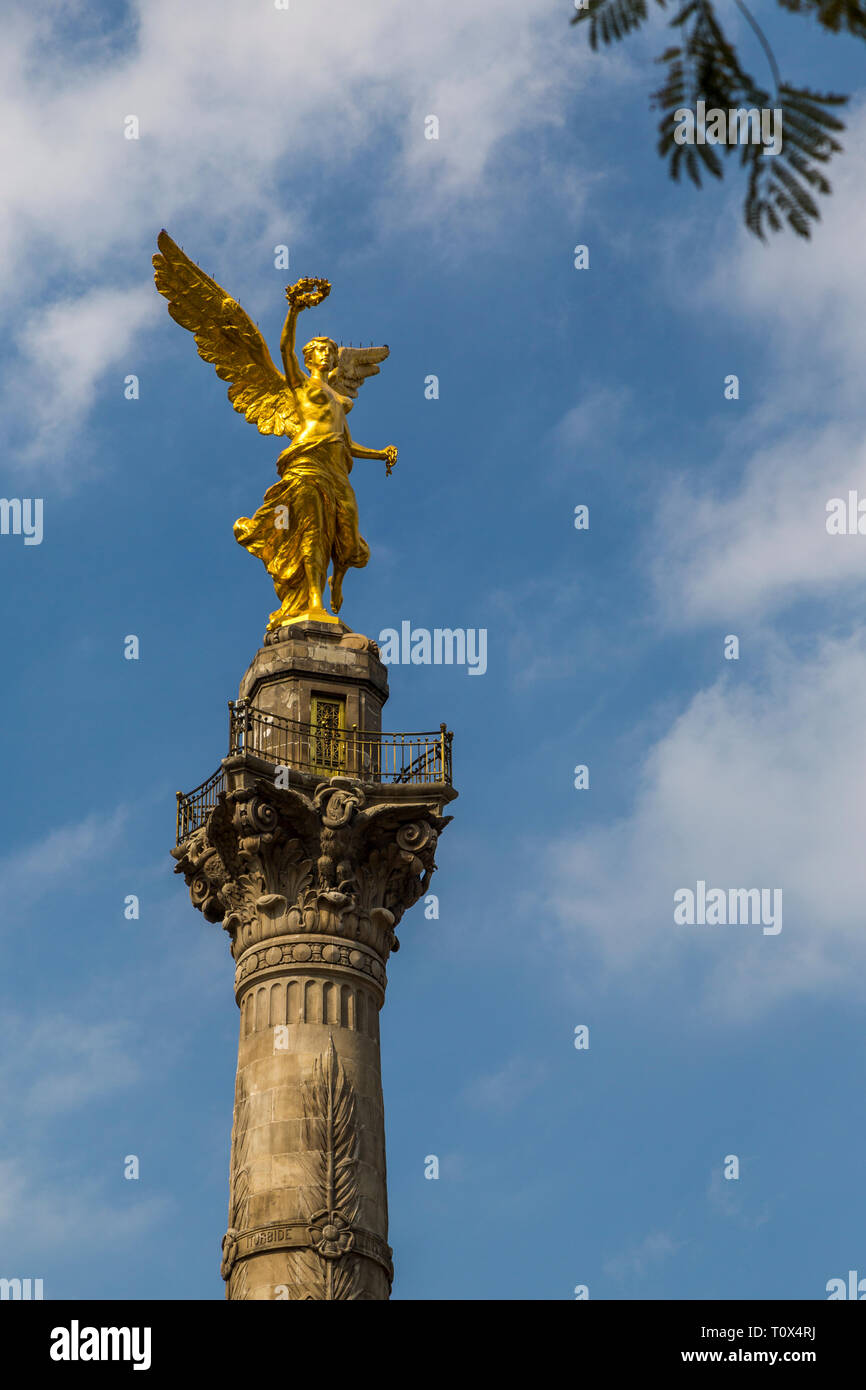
[220, 1219, 392, 1279]
[262, 621, 381, 659]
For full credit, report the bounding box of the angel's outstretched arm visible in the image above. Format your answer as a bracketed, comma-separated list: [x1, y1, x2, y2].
[280, 304, 305, 388]
[347, 434, 388, 460]
[348, 435, 398, 474]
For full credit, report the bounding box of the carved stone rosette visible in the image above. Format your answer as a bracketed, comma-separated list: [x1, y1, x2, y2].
[172, 773, 450, 1300]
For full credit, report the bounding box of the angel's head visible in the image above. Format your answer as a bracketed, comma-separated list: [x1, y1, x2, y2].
[302, 336, 338, 375]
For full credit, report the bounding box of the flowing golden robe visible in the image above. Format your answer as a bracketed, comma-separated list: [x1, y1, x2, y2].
[233, 378, 370, 630]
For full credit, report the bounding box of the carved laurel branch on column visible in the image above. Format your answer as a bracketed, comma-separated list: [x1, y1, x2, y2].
[220, 1040, 364, 1301]
[304, 1035, 361, 1301]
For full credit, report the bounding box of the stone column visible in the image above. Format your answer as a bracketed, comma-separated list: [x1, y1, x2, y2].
[171, 623, 455, 1300]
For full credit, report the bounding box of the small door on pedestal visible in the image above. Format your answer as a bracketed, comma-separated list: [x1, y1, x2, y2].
[310, 695, 347, 775]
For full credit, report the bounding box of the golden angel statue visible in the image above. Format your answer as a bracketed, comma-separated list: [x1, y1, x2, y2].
[153, 230, 397, 631]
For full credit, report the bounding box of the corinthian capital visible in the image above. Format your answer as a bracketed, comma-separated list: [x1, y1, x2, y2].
[171, 774, 450, 969]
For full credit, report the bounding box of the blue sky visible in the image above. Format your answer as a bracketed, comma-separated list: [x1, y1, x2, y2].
[2, 0, 866, 1300]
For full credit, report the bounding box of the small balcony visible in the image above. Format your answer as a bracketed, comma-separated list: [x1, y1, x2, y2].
[176, 700, 454, 844]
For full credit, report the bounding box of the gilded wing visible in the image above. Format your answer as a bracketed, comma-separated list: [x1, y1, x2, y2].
[330, 344, 390, 400]
[153, 230, 299, 436]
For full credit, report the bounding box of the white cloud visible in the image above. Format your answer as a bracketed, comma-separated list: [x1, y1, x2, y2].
[463, 1056, 547, 1113]
[649, 421, 866, 625]
[542, 119, 866, 1013]
[0, 1158, 171, 1260]
[0, 1015, 142, 1122]
[646, 104, 866, 626]
[707, 1163, 772, 1229]
[543, 632, 866, 1019]
[0, 807, 128, 912]
[7, 287, 156, 467]
[552, 384, 633, 457]
[699, 102, 866, 398]
[604, 1230, 681, 1281]
[0, 0, 595, 473]
[0, 1010, 166, 1264]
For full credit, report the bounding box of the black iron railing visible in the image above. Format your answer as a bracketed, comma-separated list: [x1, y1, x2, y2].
[175, 766, 225, 843]
[228, 701, 452, 785]
[176, 703, 453, 843]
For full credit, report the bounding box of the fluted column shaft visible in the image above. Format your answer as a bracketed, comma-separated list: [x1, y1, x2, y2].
[174, 775, 448, 1299]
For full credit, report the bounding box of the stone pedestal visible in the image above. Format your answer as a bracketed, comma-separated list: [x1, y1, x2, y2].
[238, 618, 387, 735]
[172, 622, 455, 1300]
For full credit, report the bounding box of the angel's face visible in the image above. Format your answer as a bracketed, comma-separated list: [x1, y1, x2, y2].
[305, 340, 337, 374]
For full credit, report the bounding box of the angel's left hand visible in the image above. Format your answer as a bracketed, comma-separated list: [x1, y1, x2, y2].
[383, 445, 398, 475]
